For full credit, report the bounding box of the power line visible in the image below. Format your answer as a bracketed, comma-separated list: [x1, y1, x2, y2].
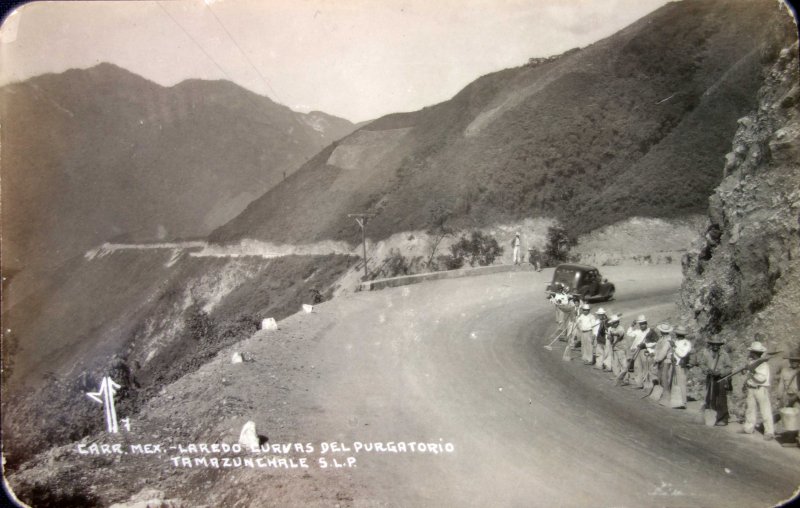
[204, 1, 283, 105]
[155, 1, 234, 85]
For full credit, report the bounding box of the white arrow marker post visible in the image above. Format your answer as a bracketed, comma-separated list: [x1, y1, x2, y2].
[87, 376, 122, 433]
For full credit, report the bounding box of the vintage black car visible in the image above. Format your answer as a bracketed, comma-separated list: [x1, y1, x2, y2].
[545, 263, 615, 302]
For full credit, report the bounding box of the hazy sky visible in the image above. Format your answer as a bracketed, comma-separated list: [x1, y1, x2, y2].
[0, 0, 670, 122]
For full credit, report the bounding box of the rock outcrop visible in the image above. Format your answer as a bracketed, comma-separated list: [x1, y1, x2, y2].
[681, 35, 799, 364]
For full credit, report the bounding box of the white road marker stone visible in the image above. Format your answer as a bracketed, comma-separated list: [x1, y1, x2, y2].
[231, 352, 243, 364]
[261, 318, 278, 330]
[239, 421, 259, 449]
[302, 304, 314, 313]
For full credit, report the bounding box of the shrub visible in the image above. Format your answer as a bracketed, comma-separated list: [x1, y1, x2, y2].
[426, 203, 454, 267]
[437, 254, 464, 270]
[543, 226, 572, 266]
[449, 231, 503, 267]
[185, 303, 214, 341]
[370, 249, 423, 279]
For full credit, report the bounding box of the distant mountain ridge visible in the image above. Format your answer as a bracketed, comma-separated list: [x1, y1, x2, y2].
[211, 0, 792, 248]
[0, 63, 356, 273]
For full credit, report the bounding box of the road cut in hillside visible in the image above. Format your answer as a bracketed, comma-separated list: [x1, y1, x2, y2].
[7, 265, 799, 507]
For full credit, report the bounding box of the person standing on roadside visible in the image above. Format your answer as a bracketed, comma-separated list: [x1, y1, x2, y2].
[669, 326, 694, 408]
[512, 232, 522, 265]
[701, 337, 732, 426]
[629, 315, 658, 389]
[593, 308, 609, 370]
[607, 314, 627, 376]
[743, 341, 775, 441]
[653, 323, 674, 394]
[776, 350, 800, 409]
[576, 303, 597, 365]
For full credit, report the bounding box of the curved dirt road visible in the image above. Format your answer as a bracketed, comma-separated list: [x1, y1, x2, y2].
[9, 265, 798, 507]
[295, 265, 799, 507]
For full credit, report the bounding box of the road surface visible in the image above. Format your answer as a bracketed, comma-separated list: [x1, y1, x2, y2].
[8, 265, 799, 507]
[291, 265, 799, 506]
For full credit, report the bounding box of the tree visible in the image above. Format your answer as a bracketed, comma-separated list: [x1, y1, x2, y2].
[544, 226, 572, 266]
[449, 231, 504, 267]
[426, 203, 454, 268]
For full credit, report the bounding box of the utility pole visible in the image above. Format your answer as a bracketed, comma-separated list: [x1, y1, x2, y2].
[348, 213, 375, 280]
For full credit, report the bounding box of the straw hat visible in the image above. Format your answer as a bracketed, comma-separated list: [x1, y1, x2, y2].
[595, 308, 607, 315]
[657, 323, 673, 334]
[636, 314, 647, 324]
[707, 337, 725, 345]
[748, 341, 767, 353]
[581, 303, 591, 311]
[674, 325, 689, 337]
[608, 314, 621, 324]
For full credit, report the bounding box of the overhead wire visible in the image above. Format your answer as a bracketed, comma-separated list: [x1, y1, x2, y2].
[155, 1, 235, 85]
[203, 1, 284, 105]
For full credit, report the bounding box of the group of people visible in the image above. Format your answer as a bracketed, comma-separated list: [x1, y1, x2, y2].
[548, 290, 800, 442]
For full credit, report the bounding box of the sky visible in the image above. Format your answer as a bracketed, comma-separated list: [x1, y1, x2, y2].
[0, 0, 671, 123]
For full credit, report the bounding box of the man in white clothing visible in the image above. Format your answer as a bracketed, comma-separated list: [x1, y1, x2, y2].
[512, 233, 522, 265]
[629, 315, 658, 388]
[593, 308, 609, 370]
[575, 303, 597, 364]
[668, 325, 693, 408]
[743, 341, 775, 440]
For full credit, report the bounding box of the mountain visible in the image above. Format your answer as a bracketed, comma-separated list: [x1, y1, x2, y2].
[210, 0, 792, 248]
[0, 63, 356, 273]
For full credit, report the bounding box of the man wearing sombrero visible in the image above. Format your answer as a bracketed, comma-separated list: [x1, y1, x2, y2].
[776, 349, 800, 409]
[743, 341, 775, 440]
[668, 326, 694, 408]
[606, 314, 627, 376]
[575, 303, 597, 364]
[629, 315, 658, 389]
[701, 337, 732, 425]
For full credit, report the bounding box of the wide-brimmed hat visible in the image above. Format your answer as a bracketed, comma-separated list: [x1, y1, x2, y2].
[608, 314, 621, 324]
[748, 341, 767, 353]
[595, 308, 607, 315]
[707, 337, 725, 345]
[581, 303, 591, 311]
[657, 323, 673, 334]
[636, 314, 647, 324]
[787, 349, 800, 361]
[674, 325, 689, 337]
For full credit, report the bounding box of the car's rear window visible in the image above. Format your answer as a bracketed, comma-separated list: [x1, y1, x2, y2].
[553, 268, 581, 287]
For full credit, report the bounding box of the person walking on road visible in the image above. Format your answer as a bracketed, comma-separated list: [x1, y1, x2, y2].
[512, 232, 522, 265]
[743, 341, 775, 441]
[576, 303, 597, 364]
[701, 337, 732, 426]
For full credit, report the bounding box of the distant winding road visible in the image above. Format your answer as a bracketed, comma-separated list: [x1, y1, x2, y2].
[296, 265, 800, 507]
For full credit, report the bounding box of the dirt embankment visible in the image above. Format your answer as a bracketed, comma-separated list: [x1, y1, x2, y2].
[571, 216, 706, 267]
[680, 39, 800, 401]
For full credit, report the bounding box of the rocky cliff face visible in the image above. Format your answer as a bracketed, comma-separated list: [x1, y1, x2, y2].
[681, 34, 799, 362]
